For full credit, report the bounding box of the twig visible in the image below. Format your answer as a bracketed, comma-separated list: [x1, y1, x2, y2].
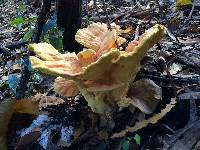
[134, 22, 141, 40]
[136, 73, 200, 85]
[87, 8, 155, 22]
[4, 41, 28, 50]
[159, 124, 176, 134]
[57, 0, 82, 52]
[154, 0, 180, 45]
[0, 41, 28, 56]
[165, 45, 200, 71]
[176, 55, 200, 71]
[112, 8, 155, 22]
[188, 0, 196, 18]
[166, 28, 180, 42]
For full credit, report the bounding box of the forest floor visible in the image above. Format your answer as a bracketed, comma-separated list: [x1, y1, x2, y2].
[0, 0, 200, 150]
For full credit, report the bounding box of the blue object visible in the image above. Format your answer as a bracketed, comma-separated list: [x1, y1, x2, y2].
[43, 13, 57, 34]
[8, 74, 20, 94]
[18, 58, 33, 71]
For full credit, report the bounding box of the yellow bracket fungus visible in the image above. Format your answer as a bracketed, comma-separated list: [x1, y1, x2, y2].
[29, 22, 166, 115]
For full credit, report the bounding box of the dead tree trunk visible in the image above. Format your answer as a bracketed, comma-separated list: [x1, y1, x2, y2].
[32, 0, 52, 43]
[57, 0, 82, 52]
[33, 0, 82, 52]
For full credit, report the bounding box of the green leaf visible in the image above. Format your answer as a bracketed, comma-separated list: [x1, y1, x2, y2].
[10, 17, 26, 26]
[134, 134, 141, 145]
[122, 140, 130, 150]
[176, 0, 192, 7]
[0, 80, 8, 90]
[32, 73, 41, 82]
[49, 36, 63, 53]
[42, 36, 51, 43]
[29, 16, 38, 23]
[22, 28, 34, 41]
[43, 13, 57, 33]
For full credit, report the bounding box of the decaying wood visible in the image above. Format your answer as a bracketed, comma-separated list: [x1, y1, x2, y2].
[111, 98, 177, 138]
[32, 0, 52, 43]
[57, 0, 82, 52]
[137, 72, 200, 85]
[163, 120, 200, 150]
[33, 0, 82, 52]
[0, 41, 28, 56]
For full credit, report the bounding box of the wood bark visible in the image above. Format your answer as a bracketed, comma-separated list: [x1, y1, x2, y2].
[32, 0, 52, 43]
[163, 120, 200, 150]
[57, 0, 82, 52]
[33, 0, 82, 52]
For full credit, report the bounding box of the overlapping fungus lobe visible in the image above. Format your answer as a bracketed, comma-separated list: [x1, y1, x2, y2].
[125, 40, 139, 52]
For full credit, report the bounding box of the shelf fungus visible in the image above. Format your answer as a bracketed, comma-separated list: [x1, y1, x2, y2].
[29, 22, 166, 115]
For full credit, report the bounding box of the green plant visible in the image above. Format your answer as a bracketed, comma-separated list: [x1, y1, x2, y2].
[122, 134, 141, 150]
[9, 6, 62, 51]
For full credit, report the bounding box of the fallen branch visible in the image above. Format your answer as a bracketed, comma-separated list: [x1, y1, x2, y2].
[188, 0, 197, 18]
[88, 8, 155, 22]
[111, 98, 176, 138]
[137, 72, 200, 85]
[164, 119, 200, 149]
[0, 41, 28, 56]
